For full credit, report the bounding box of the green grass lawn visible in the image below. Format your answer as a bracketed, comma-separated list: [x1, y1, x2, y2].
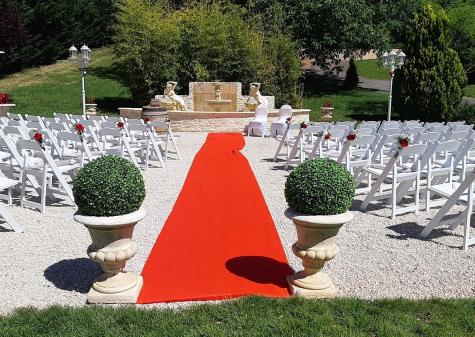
[1, 297, 474, 337]
[304, 89, 390, 122]
[354, 59, 389, 80]
[0, 48, 133, 116]
[464, 84, 475, 98]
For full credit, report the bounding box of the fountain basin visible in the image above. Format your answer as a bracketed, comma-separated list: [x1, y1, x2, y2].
[205, 99, 233, 112]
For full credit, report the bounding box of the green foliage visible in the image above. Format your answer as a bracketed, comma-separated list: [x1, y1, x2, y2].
[343, 58, 359, 90]
[451, 102, 475, 124]
[393, 4, 467, 122]
[285, 158, 355, 215]
[72, 155, 145, 216]
[446, 1, 475, 83]
[0, 0, 117, 75]
[113, 0, 302, 106]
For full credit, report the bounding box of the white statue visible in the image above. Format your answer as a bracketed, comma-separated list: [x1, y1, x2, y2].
[160, 81, 186, 111]
[248, 82, 268, 107]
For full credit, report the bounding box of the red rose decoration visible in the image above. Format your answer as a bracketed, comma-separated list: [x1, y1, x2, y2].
[74, 123, 85, 133]
[347, 133, 357, 141]
[0, 93, 10, 104]
[399, 138, 409, 148]
[117, 122, 125, 129]
[143, 117, 151, 123]
[324, 133, 331, 140]
[33, 132, 43, 143]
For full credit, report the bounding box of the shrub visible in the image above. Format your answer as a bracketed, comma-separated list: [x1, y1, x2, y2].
[451, 103, 475, 125]
[72, 155, 145, 217]
[0, 0, 117, 75]
[113, 0, 302, 107]
[393, 4, 467, 121]
[285, 158, 355, 215]
[343, 58, 359, 90]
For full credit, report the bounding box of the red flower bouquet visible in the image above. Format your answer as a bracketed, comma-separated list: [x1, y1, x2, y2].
[346, 131, 357, 141]
[397, 135, 411, 149]
[300, 121, 308, 129]
[0, 93, 11, 104]
[324, 131, 332, 140]
[117, 122, 125, 129]
[143, 117, 151, 123]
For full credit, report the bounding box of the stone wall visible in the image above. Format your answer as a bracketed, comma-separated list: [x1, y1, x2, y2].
[154, 82, 276, 112]
[169, 109, 310, 132]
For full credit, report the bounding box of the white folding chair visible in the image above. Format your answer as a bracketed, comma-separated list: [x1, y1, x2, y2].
[420, 168, 475, 250]
[149, 120, 180, 162]
[360, 143, 429, 219]
[17, 139, 76, 213]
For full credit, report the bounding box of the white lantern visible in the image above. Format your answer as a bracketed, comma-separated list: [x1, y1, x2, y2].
[397, 51, 406, 66]
[389, 50, 397, 65]
[69, 45, 78, 60]
[80, 44, 91, 64]
[382, 52, 389, 67]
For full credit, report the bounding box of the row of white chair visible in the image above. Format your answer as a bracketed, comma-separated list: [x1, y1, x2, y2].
[273, 119, 474, 250]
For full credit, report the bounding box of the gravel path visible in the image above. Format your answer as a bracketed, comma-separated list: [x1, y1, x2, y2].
[0, 132, 473, 314]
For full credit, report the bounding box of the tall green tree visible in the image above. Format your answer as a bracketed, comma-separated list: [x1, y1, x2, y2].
[0, 0, 117, 75]
[393, 3, 467, 121]
[446, 1, 475, 83]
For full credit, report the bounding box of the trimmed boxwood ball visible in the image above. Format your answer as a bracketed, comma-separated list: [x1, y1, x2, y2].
[285, 158, 355, 215]
[73, 155, 145, 217]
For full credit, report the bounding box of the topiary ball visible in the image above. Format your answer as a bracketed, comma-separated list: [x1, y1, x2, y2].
[73, 155, 145, 217]
[285, 158, 355, 215]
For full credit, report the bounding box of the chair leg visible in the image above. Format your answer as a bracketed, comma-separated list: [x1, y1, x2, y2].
[391, 178, 397, 220]
[20, 170, 27, 208]
[41, 171, 47, 214]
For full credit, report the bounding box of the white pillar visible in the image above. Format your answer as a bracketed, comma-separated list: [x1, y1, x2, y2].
[81, 68, 87, 118]
[387, 65, 395, 121]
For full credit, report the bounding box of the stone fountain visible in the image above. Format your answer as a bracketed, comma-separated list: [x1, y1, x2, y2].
[204, 82, 233, 112]
[120, 81, 310, 132]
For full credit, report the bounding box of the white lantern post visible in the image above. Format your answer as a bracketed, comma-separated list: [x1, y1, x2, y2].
[382, 50, 406, 121]
[69, 44, 92, 117]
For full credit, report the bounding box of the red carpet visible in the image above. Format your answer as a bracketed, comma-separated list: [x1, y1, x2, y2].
[137, 133, 292, 303]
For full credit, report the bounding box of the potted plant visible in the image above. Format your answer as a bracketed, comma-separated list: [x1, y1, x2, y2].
[320, 100, 334, 122]
[85, 97, 98, 115]
[284, 158, 355, 298]
[72, 155, 146, 303]
[0, 93, 15, 116]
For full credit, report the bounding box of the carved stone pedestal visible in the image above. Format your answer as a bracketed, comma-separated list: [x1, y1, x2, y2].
[285, 209, 353, 298]
[74, 208, 146, 304]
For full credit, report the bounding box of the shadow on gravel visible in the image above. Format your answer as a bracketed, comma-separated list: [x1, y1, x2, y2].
[386, 222, 461, 242]
[44, 258, 102, 293]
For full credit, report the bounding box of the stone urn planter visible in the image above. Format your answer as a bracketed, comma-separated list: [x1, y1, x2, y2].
[320, 107, 334, 122]
[74, 208, 146, 303]
[285, 208, 353, 298]
[72, 155, 146, 304]
[284, 158, 355, 298]
[0, 104, 16, 117]
[85, 103, 98, 115]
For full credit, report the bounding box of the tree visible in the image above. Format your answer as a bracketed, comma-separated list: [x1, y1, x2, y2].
[446, 1, 475, 83]
[0, 0, 117, 75]
[113, 0, 302, 106]
[393, 4, 467, 121]
[343, 58, 359, 90]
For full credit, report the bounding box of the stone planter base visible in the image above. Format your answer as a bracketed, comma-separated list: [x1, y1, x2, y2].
[88, 275, 143, 304]
[285, 209, 353, 299]
[74, 208, 146, 304]
[287, 273, 337, 298]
